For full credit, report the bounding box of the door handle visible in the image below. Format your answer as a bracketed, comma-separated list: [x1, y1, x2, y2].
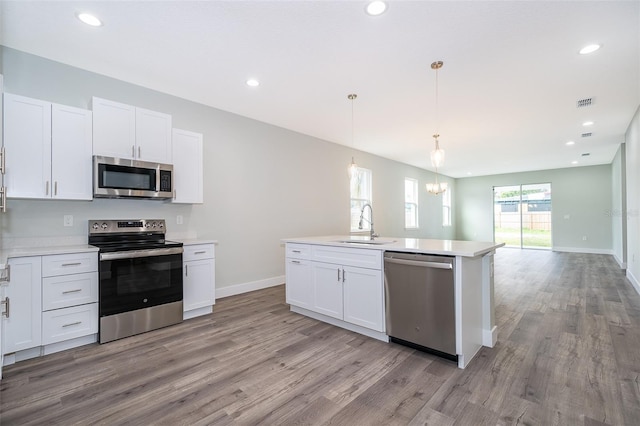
[0, 186, 6, 213]
[0, 146, 5, 174]
[1, 297, 9, 318]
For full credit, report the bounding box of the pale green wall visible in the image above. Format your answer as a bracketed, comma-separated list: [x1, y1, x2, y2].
[0, 46, 454, 290]
[455, 165, 614, 252]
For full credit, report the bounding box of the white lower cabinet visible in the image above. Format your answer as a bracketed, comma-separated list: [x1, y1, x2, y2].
[183, 243, 216, 320]
[2, 252, 99, 364]
[3, 257, 42, 354]
[285, 243, 385, 334]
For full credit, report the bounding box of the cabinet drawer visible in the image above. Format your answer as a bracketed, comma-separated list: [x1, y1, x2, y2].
[286, 243, 311, 259]
[43, 272, 98, 311]
[183, 244, 215, 261]
[42, 303, 98, 345]
[42, 252, 98, 277]
[312, 245, 382, 270]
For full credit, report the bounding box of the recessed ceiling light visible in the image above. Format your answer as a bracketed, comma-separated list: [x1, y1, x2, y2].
[582, 121, 594, 126]
[246, 79, 260, 87]
[366, 1, 387, 16]
[579, 44, 601, 55]
[77, 12, 102, 27]
[566, 141, 575, 146]
[466, 172, 473, 176]
[572, 160, 578, 165]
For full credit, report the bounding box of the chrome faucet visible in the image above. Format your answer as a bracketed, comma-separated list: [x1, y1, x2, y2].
[358, 203, 379, 239]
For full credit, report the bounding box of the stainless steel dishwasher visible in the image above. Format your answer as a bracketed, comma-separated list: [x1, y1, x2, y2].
[384, 251, 457, 361]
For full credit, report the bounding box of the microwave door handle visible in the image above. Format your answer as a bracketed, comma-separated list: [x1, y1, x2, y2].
[100, 247, 183, 261]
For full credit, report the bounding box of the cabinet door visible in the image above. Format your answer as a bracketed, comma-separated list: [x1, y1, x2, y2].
[3, 93, 51, 199]
[183, 259, 215, 312]
[171, 128, 203, 204]
[343, 266, 384, 332]
[92, 97, 136, 159]
[51, 104, 93, 200]
[135, 107, 172, 163]
[3, 257, 42, 354]
[285, 258, 313, 309]
[312, 262, 343, 320]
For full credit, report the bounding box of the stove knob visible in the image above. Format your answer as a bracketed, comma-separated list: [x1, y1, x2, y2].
[92, 223, 99, 230]
[101, 222, 108, 230]
[159, 222, 164, 229]
[145, 222, 152, 229]
[152, 222, 157, 228]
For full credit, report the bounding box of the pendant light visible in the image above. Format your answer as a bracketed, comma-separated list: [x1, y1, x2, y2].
[427, 60, 447, 195]
[347, 93, 358, 179]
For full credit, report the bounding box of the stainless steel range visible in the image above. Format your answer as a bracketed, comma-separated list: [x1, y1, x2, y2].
[88, 219, 183, 343]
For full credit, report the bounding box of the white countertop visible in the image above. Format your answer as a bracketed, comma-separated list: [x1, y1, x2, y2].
[180, 239, 219, 246]
[282, 235, 504, 257]
[0, 244, 99, 266]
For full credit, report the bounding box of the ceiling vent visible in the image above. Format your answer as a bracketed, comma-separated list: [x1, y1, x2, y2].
[581, 132, 592, 138]
[576, 97, 593, 108]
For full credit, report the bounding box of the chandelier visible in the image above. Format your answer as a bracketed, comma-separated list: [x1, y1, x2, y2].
[426, 60, 447, 195]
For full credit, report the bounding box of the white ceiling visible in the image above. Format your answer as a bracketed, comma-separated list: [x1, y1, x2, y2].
[1, 1, 638, 178]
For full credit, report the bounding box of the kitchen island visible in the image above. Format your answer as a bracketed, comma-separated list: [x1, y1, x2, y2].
[282, 236, 504, 369]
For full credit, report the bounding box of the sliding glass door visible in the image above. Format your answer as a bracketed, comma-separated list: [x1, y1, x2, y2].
[493, 183, 552, 249]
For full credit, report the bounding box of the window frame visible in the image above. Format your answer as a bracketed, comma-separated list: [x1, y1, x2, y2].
[404, 177, 419, 230]
[442, 186, 452, 227]
[350, 167, 372, 232]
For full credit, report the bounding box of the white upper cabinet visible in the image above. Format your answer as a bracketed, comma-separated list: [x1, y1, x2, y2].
[92, 97, 172, 164]
[51, 104, 93, 200]
[3, 93, 92, 200]
[136, 107, 172, 164]
[171, 128, 203, 204]
[91, 97, 135, 160]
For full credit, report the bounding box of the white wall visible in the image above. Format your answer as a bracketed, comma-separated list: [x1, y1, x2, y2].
[455, 165, 614, 253]
[611, 144, 626, 267]
[626, 106, 640, 290]
[0, 46, 455, 293]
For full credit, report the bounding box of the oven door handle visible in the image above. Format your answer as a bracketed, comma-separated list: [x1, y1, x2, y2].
[100, 247, 184, 261]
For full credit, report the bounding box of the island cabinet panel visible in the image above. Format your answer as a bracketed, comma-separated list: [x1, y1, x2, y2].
[285, 243, 384, 333]
[311, 261, 344, 320]
[342, 266, 384, 331]
[285, 258, 313, 309]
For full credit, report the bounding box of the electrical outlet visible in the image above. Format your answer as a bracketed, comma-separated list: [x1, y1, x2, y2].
[582, 235, 587, 241]
[63, 215, 73, 227]
[176, 215, 183, 225]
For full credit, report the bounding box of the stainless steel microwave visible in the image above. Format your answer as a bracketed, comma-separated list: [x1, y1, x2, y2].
[93, 156, 173, 199]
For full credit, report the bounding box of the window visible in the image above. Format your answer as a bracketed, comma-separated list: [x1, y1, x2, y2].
[442, 186, 452, 227]
[350, 167, 372, 232]
[404, 178, 419, 229]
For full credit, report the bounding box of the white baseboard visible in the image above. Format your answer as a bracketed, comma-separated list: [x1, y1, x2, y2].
[216, 275, 284, 299]
[483, 326, 498, 348]
[553, 247, 614, 255]
[628, 270, 640, 296]
[613, 254, 627, 270]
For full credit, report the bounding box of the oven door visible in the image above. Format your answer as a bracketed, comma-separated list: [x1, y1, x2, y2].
[99, 247, 183, 317]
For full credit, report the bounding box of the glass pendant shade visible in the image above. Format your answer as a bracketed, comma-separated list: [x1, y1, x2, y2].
[426, 180, 448, 195]
[348, 157, 358, 179]
[430, 146, 445, 168]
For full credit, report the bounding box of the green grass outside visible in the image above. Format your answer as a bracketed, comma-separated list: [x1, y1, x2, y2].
[495, 227, 551, 248]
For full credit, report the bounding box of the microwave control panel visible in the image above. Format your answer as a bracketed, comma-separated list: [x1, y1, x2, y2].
[159, 170, 172, 192]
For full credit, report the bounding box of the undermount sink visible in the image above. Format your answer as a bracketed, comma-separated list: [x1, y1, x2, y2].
[334, 238, 396, 245]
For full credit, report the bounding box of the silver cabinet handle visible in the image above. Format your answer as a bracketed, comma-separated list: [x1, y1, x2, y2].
[61, 262, 82, 267]
[62, 321, 81, 328]
[290, 260, 300, 264]
[54, 181, 58, 196]
[1, 297, 9, 318]
[45, 181, 50, 195]
[337, 268, 341, 281]
[194, 251, 206, 255]
[185, 264, 188, 277]
[292, 250, 301, 253]
[132, 145, 135, 158]
[0, 186, 6, 213]
[62, 289, 82, 294]
[0, 146, 5, 174]
[138, 146, 141, 158]
[173, 189, 176, 199]
[342, 268, 346, 283]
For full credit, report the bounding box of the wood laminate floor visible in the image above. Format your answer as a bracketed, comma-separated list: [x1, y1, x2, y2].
[2, 249, 640, 425]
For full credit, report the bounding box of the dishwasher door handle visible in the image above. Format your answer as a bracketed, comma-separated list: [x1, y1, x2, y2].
[385, 257, 452, 270]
